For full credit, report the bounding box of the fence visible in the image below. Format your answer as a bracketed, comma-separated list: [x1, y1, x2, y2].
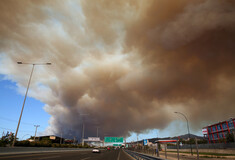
[167, 142, 235, 149]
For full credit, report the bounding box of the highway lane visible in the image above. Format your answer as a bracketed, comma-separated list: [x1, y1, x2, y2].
[0, 147, 90, 154]
[0, 149, 133, 160]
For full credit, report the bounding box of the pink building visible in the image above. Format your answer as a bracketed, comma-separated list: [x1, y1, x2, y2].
[202, 118, 235, 143]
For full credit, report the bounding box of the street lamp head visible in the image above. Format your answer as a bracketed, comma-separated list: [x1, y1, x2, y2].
[17, 62, 23, 64]
[46, 63, 52, 65]
[174, 112, 178, 113]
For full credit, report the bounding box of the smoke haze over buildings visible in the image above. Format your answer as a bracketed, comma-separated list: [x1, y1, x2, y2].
[0, 0, 235, 139]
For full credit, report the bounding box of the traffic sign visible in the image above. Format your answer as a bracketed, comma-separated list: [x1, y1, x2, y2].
[104, 137, 123, 143]
[143, 139, 148, 145]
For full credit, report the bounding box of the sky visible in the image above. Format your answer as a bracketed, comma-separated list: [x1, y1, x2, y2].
[0, 75, 50, 140]
[0, 0, 235, 143]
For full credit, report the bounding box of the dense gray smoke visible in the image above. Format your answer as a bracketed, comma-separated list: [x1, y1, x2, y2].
[0, 0, 235, 140]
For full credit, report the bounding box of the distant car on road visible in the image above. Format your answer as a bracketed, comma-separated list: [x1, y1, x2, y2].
[107, 147, 110, 150]
[92, 148, 101, 153]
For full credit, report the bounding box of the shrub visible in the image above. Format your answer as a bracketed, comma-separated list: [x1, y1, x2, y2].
[15, 140, 30, 147]
[0, 140, 7, 147]
[226, 133, 235, 143]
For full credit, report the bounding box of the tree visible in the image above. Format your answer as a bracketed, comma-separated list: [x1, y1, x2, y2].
[0, 133, 16, 146]
[188, 138, 195, 144]
[226, 133, 234, 143]
[197, 139, 208, 144]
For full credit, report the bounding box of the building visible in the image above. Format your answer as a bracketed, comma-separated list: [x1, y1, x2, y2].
[202, 118, 235, 143]
[83, 137, 103, 147]
[29, 135, 65, 144]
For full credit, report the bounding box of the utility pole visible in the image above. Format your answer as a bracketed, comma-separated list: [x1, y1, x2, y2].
[60, 132, 63, 144]
[34, 125, 40, 142]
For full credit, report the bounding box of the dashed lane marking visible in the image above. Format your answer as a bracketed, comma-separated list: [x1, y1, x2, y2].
[81, 157, 90, 160]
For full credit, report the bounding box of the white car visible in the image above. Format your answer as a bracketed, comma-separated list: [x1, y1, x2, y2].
[92, 148, 100, 153]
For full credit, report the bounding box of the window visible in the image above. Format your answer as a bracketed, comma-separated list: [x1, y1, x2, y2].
[208, 127, 211, 133]
[209, 134, 213, 140]
[218, 132, 224, 138]
[222, 123, 228, 129]
[212, 126, 216, 132]
[228, 120, 234, 129]
[213, 133, 218, 139]
[217, 124, 221, 131]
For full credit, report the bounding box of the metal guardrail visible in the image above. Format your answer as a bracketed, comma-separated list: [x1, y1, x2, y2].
[125, 149, 163, 160]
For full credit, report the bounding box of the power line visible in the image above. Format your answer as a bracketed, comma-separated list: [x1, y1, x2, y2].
[0, 116, 47, 128]
[0, 116, 33, 125]
[0, 127, 36, 133]
[0, 127, 14, 131]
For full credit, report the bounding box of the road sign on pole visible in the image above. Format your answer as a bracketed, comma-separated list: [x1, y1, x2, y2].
[143, 139, 148, 146]
[104, 137, 123, 143]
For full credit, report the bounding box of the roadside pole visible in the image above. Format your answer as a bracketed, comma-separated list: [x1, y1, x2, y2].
[34, 125, 40, 142]
[156, 142, 160, 157]
[164, 144, 167, 159]
[60, 133, 62, 145]
[195, 138, 199, 160]
[177, 141, 180, 160]
[82, 123, 85, 146]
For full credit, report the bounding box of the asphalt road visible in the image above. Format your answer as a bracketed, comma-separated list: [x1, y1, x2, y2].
[0, 149, 133, 160]
[0, 147, 90, 154]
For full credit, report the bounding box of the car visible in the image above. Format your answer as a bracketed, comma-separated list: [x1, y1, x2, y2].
[107, 147, 110, 150]
[92, 148, 100, 153]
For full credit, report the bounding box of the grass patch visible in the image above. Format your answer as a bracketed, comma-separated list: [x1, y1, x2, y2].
[200, 156, 226, 159]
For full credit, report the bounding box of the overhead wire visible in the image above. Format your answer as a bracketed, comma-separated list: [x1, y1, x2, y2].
[0, 116, 47, 129]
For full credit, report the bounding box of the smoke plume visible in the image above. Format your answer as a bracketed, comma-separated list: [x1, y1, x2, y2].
[0, 0, 235, 139]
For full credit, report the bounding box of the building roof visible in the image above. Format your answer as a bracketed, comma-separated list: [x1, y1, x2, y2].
[202, 118, 235, 128]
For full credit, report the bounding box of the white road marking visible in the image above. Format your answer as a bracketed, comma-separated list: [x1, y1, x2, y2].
[37, 156, 61, 159]
[81, 157, 90, 160]
[117, 150, 121, 160]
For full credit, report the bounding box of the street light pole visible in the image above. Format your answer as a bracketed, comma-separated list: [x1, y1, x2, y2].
[174, 111, 193, 155]
[82, 122, 85, 146]
[34, 125, 40, 142]
[12, 62, 51, 147]
[96, 127, 100, 137]
[137, 133, 139, 147]
[80, 114, 89, 146]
